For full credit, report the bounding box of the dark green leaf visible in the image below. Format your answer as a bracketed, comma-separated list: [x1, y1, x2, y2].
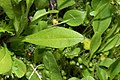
[57, 0, 75, 10]
[90, 32, 102, 58]
[43, 52, 62, 80]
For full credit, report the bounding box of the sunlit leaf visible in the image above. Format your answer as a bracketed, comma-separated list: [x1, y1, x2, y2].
[0, 45, 12, 74]
[63, 10, 86, 26]
[12, 57, 26, 78]
[23, 27, 84, 48]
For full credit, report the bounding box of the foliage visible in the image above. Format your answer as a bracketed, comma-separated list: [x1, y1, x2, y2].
[0, 0, 120, 80]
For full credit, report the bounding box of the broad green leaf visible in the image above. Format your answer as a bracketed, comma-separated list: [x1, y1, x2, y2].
[108, 58, 120, 80]
[23, 27, 84, 48]
[96, 66, 108, 80]
[90, 32, 102, 58]
[100, 58, 115, 68]
[91, 0, 100, 9]
[0, 46, 12, 74]
[43, 52, 62, 80]
[82, 69, 91, 77]
[31, 9, 59, 22]
[81, 76, 95, 80]
[92, 3, 112, 35]
[34, 0, 49, 9]
[12, 57, 26, 78]
[100, 34, 119, 52]
[63, 10, 86, 26]
[68, 77, 80, 80]
[57, 0, 75, 10]
[0, 0, 14, 19]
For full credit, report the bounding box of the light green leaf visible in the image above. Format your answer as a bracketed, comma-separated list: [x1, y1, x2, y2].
[23, 27, 84, 48]
[12, 57, 26, 78]
[43, 52, 62, 80]
[0, 0, 14, 19]
[26, 0, 34, 14]
[108, 58, 120, 80]
[96, 66, 108, 80]
[100, 58, 115, 68]
[63, 10, 86, 26]
[31, 9, 59, 22]
[68, 77, 80, 80]
[81, 76, 95, 80]
[0, 46, 12, 74]
[57, 0, 75, 10]
[90, 32, 102, 58]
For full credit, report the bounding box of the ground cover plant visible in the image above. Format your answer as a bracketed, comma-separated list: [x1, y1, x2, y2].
[0, 0, 120, 80]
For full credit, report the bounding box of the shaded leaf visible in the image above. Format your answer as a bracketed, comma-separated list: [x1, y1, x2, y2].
[0, 0, 14, 19]
[23, 27, 84, 48]
[57, 0, 75, 10]
[96, 66, 108, 80]
[43, 52, 62, 80]
[90, 32, 102, 58]
[108, 58, 120, 80]
[68, 77, 80, 80]
[63, 10, 86, 26]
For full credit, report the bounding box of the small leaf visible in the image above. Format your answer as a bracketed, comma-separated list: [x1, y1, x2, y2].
[100, 58, 115, 68]
[68, 77, 80, 80]
[31, 9, 59, 22]
[96, 66, 108, 80]
[57, 0, 75, 10]
[81, 76, 95, 80]
[63, 10, 86, 26]
[43, 52, 62, 80]
[0, 46, 12, 74]
[100, 34, 119, 52]
[23, 27, 84, 48]
[12, 57, 26, 78]
[108, 58, 120, 80]
[90, 32, 102, 58]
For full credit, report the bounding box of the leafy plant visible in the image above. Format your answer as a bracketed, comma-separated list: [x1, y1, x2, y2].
[0, 0, 120, 80]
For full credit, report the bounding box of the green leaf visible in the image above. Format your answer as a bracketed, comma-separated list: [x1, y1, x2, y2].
[100, 58, 115, 68]
[100, 34, 119, 52]
[26, 0, 34, 14]
[34, 0, 49, 9]
[23, 27, 84, 48]
[108, 58, 120, 80]
[31, 9, 59, 22]
[43, 52, 62, 80]
[57, 0, 75, 10]
[81, 76, 95, 80]
[0, 46, 12, 74]
[12, 57, 26, 78]
[96, 66, 108, 80]
[91, 0, 100, 9]
[90, 32, 102, 58]
[63, 10, 86, 26]
[92, 3, 112, 35]
[0, 0, 14, 19]
[68, 77, 80, 80]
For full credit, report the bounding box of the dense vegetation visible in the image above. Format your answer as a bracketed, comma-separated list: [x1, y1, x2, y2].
[0, 0, 120, 80]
